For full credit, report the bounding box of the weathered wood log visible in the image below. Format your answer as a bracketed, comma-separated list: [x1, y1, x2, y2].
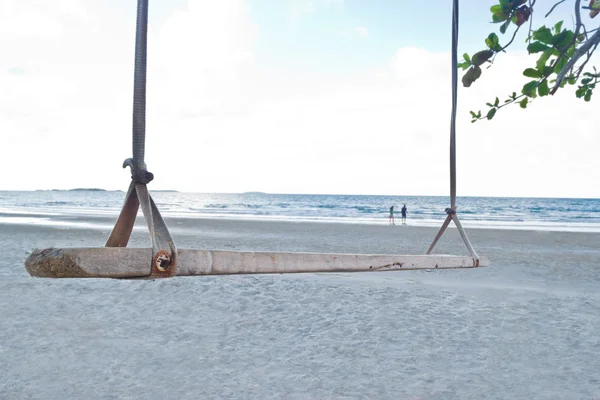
[24, 248, 489, 278]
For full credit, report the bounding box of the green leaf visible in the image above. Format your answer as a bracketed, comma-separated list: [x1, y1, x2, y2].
[576, 87, 586, 98]
[554, 21, 563, 34]
[457, 61, 471, 70]
[522, 80, 538, 97]
[463, 53, 471, 64]
[553, 56, 568, 74]
[491, 4, 504, 13]
[582, 77, 593, 85]
[585, 90, 592, 102]
[500, 20, 510, 34]
[542, 66, 555, 77]
[492, 13, 509, 23]
[470, 111, 477, 118]
[552, 30, 573, 49]
[527, 41, 550, 54]
[494, 97, 500, 106]
[536, 49, 553, 70]
[487, 108, 497, 120]
[491, 4, 509, 22]
[471, 50, 494, 66]
[519, 97, 528, 108]
[472, 66, 482, 80]
[485, 33, 501, 50]
[538, 79, 550, 96]
[462, 66, 483, 87]
[523, 68, 541, 78]
[533, 27, 554, 45]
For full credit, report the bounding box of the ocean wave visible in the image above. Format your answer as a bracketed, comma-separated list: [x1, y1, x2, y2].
[2, 191, 600, 233]
[203, 204, 229, 209]
[316, 204, 337, 209]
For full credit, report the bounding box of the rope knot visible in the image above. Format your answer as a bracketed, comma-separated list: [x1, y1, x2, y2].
[445, 207, 456, 215]
[122, 158, 154, 184]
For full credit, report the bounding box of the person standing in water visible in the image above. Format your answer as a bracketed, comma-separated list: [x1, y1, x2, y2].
[401, 204, 407, 225]
[389, 206, 395, 225]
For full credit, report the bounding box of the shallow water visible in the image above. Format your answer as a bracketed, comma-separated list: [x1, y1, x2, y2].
[2, 190, 600, 232]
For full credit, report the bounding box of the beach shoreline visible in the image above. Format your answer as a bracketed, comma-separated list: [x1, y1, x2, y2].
[3, 207, 600, 234]
[2, 191, 600, 234]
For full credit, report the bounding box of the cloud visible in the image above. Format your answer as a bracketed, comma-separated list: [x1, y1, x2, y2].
[152, 0, 258, 118]
[355, 26, 368, 37]
[2, 0, 599, 198]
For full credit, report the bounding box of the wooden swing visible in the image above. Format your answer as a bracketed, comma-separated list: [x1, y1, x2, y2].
[24, 0, 489, 278]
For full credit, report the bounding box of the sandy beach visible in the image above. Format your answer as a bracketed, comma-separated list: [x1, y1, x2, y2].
[2, 216, 600, 399]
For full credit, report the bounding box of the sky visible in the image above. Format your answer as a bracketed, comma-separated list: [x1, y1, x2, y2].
[1, 0, 599, 198]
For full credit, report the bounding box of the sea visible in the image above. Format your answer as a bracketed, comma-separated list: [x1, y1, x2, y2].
[1, 190, 599, 233]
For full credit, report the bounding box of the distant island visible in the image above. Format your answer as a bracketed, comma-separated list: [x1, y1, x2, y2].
[36, 188, 178, 192]
[37, 188, 108, 192]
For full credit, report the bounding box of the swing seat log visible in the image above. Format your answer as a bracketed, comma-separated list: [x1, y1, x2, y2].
[24, 247, 489, 278]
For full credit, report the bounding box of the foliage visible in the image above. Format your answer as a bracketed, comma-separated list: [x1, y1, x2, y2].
[460, 0, 600, 122]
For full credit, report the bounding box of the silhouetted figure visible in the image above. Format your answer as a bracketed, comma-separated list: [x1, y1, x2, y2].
[401, 204, 407, 225]
[389, 206, 395, 225]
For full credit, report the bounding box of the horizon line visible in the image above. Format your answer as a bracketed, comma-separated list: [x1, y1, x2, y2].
[0, 189, 599, 201]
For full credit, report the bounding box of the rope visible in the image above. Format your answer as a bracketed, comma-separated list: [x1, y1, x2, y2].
[124, 0, 153, 184]
[450, 0, 458, 208]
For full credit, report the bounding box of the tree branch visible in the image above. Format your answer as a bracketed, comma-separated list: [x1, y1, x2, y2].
[551, 28, 600, 94]
[575, 40, 600, 79]
[564, 0, 583, 52]
[501, 25, 523, 51]
[546, 0, 567, 18]
[528, 0, 535, 38]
